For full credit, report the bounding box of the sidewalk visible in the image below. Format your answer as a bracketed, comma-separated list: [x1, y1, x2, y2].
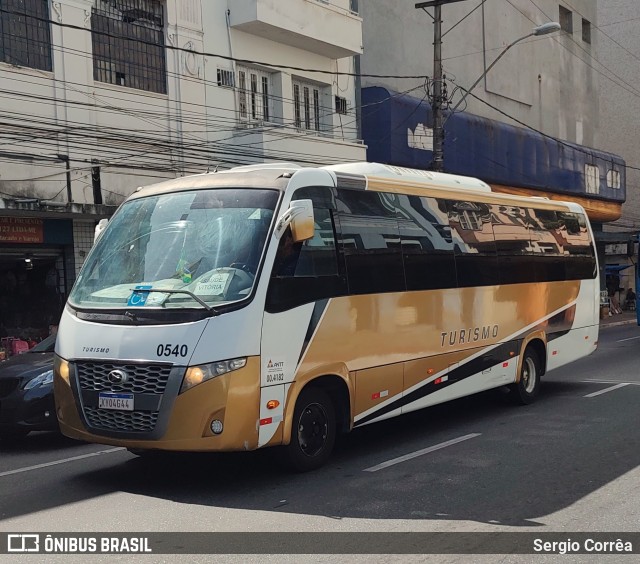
[600, 310, 637, 329]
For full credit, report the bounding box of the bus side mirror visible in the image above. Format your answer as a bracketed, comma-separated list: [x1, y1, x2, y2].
[95, 219, 108, 243]
[275, 199, 315, 243]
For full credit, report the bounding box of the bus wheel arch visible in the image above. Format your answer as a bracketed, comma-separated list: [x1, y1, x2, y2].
[510, 340, 544, 405]
[525, 338, 547, 377]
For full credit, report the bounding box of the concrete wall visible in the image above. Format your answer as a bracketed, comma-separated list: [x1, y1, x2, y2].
[597, 0, 640, 237]
[359, 0, 599, 148]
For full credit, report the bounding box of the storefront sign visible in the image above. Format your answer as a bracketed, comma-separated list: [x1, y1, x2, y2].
[0, 218, 44, 244]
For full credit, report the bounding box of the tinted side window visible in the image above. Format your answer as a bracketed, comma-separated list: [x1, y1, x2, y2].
[336, 189, 405, 295]
[447, 201, 498, 287]
[558, 212, 596, 280]
[490, 205, 535, 284]
[395, 195, 456, 290]
[287, 208, 338, 277]
[528, 209, 567, 282]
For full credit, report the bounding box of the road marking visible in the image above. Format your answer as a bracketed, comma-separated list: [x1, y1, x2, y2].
[580, 380, 640, 385]
[584, 383, 630, 398]
[616, 335, 640, 343]
[0, 447, 126, 478]
[363, 433, 481, 473]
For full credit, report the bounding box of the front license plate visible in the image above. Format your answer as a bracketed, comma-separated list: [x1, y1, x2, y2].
[98, 393, 134, 411]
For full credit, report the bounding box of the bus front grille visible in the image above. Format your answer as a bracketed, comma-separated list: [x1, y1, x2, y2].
[83, 407, 159, 433]
[76, 362, 172, 395]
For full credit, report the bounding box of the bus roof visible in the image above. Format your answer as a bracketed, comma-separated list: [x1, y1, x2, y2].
[323, 162, 492, 192]
[129, 162, 582, 215]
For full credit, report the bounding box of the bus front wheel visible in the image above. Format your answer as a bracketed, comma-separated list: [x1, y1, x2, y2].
[284, 387, 336, 472]
[509, 347, 541, 405]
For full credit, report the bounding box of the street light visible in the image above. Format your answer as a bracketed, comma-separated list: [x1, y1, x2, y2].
[445, 22, 561, 121]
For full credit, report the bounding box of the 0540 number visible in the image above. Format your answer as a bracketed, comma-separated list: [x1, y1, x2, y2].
[156, 344, 189, 358]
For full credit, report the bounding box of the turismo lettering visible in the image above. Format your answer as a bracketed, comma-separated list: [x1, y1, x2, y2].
[82, 347, 111, 353]
[441, 325, 499, 347]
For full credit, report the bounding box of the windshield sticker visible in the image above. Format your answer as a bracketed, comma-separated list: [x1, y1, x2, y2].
[195, 272, 231, 296]
[127, 285, 152, 307]
[126, 286, 169, 307]
[145, 292, 169, 306]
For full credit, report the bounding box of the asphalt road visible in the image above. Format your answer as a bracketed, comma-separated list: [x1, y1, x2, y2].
[1, 321, 639, 563]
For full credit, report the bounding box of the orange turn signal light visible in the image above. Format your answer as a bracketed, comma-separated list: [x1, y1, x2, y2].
[266, 400, 280, 410]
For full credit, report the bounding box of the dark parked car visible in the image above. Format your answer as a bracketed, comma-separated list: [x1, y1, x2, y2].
[0, 334, 58, 440]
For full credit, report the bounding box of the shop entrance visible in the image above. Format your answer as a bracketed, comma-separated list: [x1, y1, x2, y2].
[0, 246, 67, 344]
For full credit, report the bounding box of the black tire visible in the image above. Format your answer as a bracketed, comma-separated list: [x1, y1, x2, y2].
[284, 387, 336, 472]
[509, 347, 541, 405]
[0, 428, 30, 441]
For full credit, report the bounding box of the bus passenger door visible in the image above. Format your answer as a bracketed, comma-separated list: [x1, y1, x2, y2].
[261, 192, 346, 446]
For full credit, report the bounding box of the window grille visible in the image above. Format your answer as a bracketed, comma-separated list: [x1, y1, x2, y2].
[314, 90, 320, 130]
[217, 68, 235, 88]
[335, 96, 348, 115]
[304, 86, 311, 130]
[238, 70, 248, 119]
[0, 0, 52, 71]
[607, 170, 621, 189]
[236, 66, 272, 124]
[293, 84, 301, 128]
[293, 78, 326, 132]
[250, 73, 258, 119]
[459, 211, 482, 230]
[91, 0, 167, 94]
[585, 164, 599, 194]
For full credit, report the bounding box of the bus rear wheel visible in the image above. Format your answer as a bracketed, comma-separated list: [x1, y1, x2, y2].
[284, 387, 336, 472]
[509, 347, 541, 405]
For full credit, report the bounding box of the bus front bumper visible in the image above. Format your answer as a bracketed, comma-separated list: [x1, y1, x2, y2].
[54, 357, 261, 452]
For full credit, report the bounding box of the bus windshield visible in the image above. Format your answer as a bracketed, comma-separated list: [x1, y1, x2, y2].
[69, 188, 279, 311]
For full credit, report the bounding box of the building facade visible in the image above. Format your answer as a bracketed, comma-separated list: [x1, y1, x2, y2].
[596, 0, 640, 296]
[0, 0, 364, 342]
[358, 0, 625, 298]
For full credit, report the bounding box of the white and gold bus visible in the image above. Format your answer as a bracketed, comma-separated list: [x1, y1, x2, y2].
[54, 163, 599, 471]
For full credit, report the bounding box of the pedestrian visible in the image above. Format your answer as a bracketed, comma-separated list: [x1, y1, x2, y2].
[609, 290, 622, 315]
[625, 288, 636, 310]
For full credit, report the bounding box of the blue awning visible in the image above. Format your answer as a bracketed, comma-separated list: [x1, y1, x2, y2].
[605, 265, 633, 273]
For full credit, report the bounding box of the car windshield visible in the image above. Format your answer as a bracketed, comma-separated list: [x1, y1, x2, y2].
[69, 188, 279, 310]
[28, 333, 57, 353]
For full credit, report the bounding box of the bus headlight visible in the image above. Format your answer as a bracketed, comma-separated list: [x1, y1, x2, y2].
[180, 358, 247, 394]
[54, 355, 70, 384]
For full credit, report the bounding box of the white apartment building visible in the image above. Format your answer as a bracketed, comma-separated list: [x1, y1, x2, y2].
[0, 0, 364, 340]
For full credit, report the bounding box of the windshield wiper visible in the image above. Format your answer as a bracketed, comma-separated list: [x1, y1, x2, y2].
[129, 288, 219, 314]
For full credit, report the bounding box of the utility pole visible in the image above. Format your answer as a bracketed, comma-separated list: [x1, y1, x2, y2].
[416, 0, 469, 173]
[432, 3, 444, 173]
